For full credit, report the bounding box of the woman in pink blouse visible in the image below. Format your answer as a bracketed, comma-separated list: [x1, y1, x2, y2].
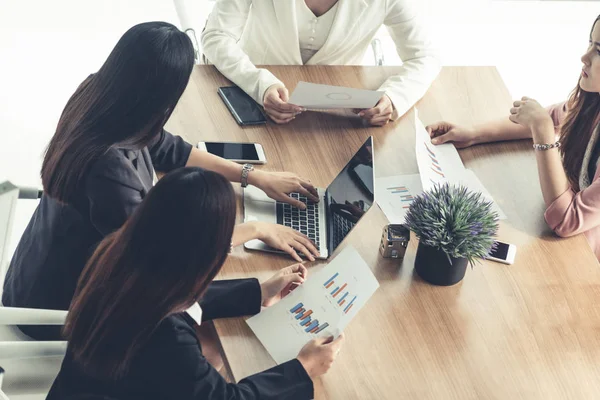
[426, 15, 600, 260]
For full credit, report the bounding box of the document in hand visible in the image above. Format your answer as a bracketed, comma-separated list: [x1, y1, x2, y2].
[246, 246, 379, 364]
[288, 81, 385, 109]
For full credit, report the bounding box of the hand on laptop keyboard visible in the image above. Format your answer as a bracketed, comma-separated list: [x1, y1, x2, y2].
[253, 221, 320, 262]
[250, 171, 319, 210]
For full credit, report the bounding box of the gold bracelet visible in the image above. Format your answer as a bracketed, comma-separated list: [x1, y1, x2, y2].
[533, 141, 561, 151]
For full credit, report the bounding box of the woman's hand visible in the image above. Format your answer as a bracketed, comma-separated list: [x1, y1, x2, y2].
[354, 95, 394, 126]
[509, 97, 554, 138]
[297, 334, 345, 379]
[249, 170, 319, 210]
[260, 263, 308, 307]
[263, 84, 304, 124]
[425, 122, 478, 148]
[254, 221, 320, 262]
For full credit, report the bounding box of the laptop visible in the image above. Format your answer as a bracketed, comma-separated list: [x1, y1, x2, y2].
[243, 137, 374, 259]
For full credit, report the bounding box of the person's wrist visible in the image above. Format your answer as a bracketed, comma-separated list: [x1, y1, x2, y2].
[251, 220, 267, 241]
[296, 356, 314, 379]
[260, 282, 267, 305]
[247, 168, 265, 187]
[531, 119, 555, 144]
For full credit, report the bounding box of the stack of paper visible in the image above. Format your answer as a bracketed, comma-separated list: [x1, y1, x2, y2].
[247, 246, 379, 364]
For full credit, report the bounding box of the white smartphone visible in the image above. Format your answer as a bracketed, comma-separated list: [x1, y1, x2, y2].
[197, 142, 266, 164]
[486, 241, 517, 265]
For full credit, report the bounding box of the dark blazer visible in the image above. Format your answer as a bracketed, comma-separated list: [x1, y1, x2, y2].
[2, 130, 192, 340]
[46, 279, 314, 400]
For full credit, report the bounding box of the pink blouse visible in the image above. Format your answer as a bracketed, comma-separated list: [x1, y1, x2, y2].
[544, 102, 600, 260]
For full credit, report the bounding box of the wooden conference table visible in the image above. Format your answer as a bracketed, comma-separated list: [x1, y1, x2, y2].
[166, 66, 600, 399]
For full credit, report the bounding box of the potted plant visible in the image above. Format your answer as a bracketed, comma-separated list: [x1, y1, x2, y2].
[404, 183, 499, 286]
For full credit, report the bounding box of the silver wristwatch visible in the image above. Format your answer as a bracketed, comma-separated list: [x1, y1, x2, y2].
[241, 163, 254, 188]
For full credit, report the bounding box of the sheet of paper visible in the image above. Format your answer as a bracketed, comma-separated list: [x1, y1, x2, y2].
[458, 169, 507, 220]
[375, 174, 423, 224]
[413, 110, 507, 220]
[288, 81, 384, 109]
[414, 111, 466, 192]
[246, 246, 379, 364]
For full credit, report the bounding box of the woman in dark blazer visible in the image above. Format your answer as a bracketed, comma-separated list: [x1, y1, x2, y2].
[46, 167, 343, 400]
[2, 22, 320, 340]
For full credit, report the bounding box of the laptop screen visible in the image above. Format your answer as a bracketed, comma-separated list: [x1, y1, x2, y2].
[325, 137, 374, 253]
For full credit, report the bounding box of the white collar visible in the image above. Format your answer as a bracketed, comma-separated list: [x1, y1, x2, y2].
[185, 303, 203, 325]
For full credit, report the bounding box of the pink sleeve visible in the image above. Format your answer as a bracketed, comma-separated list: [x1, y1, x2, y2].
[546, 102, 568, 133]
[544, 171, 600, 237]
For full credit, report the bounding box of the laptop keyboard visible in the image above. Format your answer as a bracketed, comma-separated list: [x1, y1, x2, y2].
[331, 210, 356, 249]
[276, 193, 320, 250]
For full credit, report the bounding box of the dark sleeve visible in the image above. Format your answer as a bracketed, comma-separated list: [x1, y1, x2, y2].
[200, 279, 261, 322]
[86, 173, 143, 237]
[146, 322, 314, 400]
[148, 129, 193, 173]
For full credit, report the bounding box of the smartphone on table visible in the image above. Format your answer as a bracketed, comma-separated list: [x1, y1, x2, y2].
[197, 142, 267, 164]
[218, 86, 267, 126]
[486, 241, 517, 265]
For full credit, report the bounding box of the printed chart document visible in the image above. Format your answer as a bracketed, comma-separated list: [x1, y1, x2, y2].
[414, 112, 466, 192]
[413, 111, 507, 220]
[375, 174, 423, 224]
[289, 81, 384, 109]
[246, 246, 379, 364]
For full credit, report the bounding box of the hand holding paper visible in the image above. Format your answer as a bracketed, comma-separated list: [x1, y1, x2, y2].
[289, 82, 384, 110]
[247, 246, 379, 364]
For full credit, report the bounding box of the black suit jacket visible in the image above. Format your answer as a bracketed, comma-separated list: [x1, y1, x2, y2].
[2, 130, 192, 340]
[46, 279, 314, 400]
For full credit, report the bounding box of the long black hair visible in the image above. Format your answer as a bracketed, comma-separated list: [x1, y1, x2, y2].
[42, 21, 195, 203]
[64, 167, 236, 378]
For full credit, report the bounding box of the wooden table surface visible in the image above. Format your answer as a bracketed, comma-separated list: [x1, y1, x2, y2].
[166, 66, 600, 399]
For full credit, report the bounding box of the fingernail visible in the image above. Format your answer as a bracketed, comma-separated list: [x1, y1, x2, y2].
[431, 139, 438, 144]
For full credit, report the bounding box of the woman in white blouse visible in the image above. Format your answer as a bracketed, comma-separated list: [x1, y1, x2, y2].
[201, 0, 441, 126]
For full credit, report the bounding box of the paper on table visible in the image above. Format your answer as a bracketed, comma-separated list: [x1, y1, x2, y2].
[375, 174, 423, 224]
[458, 169, 507, 220]
[246, 246, 379, 364]
[414, 111, 466, 192]
[288, 81, 385, 110]
[413, 110, 507, 220]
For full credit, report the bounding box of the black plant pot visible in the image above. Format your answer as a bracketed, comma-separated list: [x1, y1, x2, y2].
[414, 242, 468, 286]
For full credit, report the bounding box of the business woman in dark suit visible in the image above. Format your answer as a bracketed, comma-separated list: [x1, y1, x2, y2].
[2, 22, 320, 340]
[46, 167, 343, 400]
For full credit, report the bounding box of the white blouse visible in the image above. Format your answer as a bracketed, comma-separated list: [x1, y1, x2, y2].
[296, 1, 339, 64]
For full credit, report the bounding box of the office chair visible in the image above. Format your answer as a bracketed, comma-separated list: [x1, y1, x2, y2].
[1, 181, 66, 399]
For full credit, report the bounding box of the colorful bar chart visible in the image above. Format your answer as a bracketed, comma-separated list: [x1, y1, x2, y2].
[424, 141, 445, 178]
[323, 274, 358, 315]
[386, 186, 415, 209]
[290, 302, 329, 335]
[343, 296, 357, 314]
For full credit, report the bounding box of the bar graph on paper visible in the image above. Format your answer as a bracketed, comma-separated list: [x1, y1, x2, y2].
[323, 273, 357, 314]
[385, 185, 414, 209]
[289, 303, 329, 334]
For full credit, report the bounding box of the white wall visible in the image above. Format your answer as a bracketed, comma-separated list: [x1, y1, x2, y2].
[0, 0, 180, 188]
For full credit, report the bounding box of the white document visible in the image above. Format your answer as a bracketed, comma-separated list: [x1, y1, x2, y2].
[288, 81, 384, 109]
[246, 246, 379, 364]
[413, 110, 507, 219]
[375, 174, 423, 224]
[458, 170, 507, 220]
[414, 112, 466, 192]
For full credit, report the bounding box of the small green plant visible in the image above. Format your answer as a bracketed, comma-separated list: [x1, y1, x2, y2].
[404, 183, 499, 265]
